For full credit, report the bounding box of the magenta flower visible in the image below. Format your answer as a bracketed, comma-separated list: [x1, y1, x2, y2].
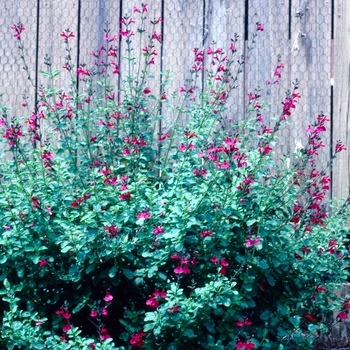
[103, 224, 119, 238]
[119, 192, 132, 200]
[130, 331, 146, 347]
[256, 22, 264, 31]
[60, 30, 75, 42]
[122, 147, 131, 155]
[236, 339, 256, 349]
[62, 321, 71, 332]
[171, 252, 180, 260]
[90, 309, 98, 318]
[168, 305, 180, 313]
[245, 236, 260, 247]
[210, 256, 219, 264]
[31, 197, 40, 209]
[11, 23, 25, 39]
[153, 289, 167, 298]
[39, 259, 48, 268]
[236, 318, 252, 327]
[152, 31, 162, 43]
[101, 306, 108, 316]
[146, 296, 159, 308]
[137, 210, 151, 219]
[99, 326, 111, 341]
[158, 132, 170, 142]
[104, 290, 113, 302]
[200, 230, 213, 237]
[174, 263, 190, 275]
[339, 311, 348, 320]
[153, 225, 164, 235]
[179, 143, 187, 151]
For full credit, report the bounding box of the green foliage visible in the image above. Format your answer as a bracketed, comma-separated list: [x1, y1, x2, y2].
[1, 12, 349, 350]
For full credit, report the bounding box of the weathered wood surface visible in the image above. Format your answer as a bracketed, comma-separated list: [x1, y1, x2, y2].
[0, 0, 37, 118]
[0, 0, 349, 199]
[333, 0, 350, 200]
[163, 0, 204, 126]
[205, 0, 246, 125]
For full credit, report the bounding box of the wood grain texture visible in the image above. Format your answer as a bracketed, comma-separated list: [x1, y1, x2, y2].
[333, 0, 350, 199]
[38, 0, 79, 93]
[204, 0, 246, 125]
[163, 0, 204, 126]
[0, 1, 37, 117]
[290, 0, 331, 166]
[248, 0, 291, 159]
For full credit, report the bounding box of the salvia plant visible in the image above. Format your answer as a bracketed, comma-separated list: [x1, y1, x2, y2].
[0, 4, 349, 350]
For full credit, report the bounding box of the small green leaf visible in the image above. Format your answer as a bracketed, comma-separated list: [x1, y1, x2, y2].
[109, 266, 117, 278]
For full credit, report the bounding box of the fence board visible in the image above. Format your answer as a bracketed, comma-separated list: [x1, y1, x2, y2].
[204, 0, 246, 126]
[0, 0, 37, 119]
[290, 0, 331, 167]
[333, 0, 350, 199]
[247, 0, 291, 158]
[163, 0, 204, 126]
[79, 1, 120, 70]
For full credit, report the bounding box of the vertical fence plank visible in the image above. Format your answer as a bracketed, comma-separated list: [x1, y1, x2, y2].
[290, 0, 331, 167]
[78, 0, 120, 104]
[163, 0, 204, 125]
[38, 0, 79, 96]
[333, 0, 350, 199]
[0, 0, 37, 119]
[79, 1, 121, 69]
[247, 0, 291, 158]
[204, 0, 246, 125]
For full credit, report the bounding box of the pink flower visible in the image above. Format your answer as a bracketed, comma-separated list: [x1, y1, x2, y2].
[339, 311, 348, 320]
[130, 331, 146, 347]
[158, 132, 170, 142]
[256, 22, 264, 31]
[295, 253, 303, 260]
[39, 259, 48, 268]
[221, 258, 229, 267]
[104, 290, 113, 302]
[101, 306, 108, 316]
[153, 225, 164, 235]
[122, 147, 131, 155]
[62, 322, 71, 332]
[210, 256, 219, 264]
[90, 309, 98, 318]
[236, 339, 256, 349]
[152, 31, 162, 43]
[179, 143, 187, 151]
[168, 305, 180, 313]
[316, 285, 327, 293]
[171, 252, 180, 260]
[119, 192, 132, 200]
[60, 31, 75, 42]
[103, 224, 119, 238]
[336, 141, 347, 153]
[146, 296, 159, 308]
[100, 326, 111, 341]
[236, 318, 252, 327]
[174, 263, 190, 274]
[200, 230, 213, 237]
[152, 289, 167, 298]
[137, 210, 151, 219]
[245, 236, 260, 247]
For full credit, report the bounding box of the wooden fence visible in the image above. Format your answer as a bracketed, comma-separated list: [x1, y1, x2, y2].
[0, 0, 349, 199]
